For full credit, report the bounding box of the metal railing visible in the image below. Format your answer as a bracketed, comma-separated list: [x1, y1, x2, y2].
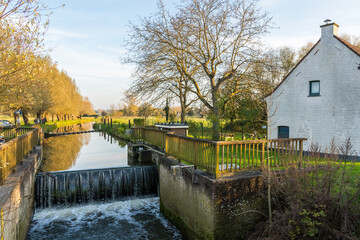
[0, 128, 40, 184]
[134, 127, 306, 178]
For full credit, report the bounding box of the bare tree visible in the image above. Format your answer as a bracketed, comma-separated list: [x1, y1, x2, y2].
[340, 33, 360, 48]
[138, 102, 155, 121]
[126, 16, 199, 122]
[122, 90, 139, 116]
[126, 0, 271, 140]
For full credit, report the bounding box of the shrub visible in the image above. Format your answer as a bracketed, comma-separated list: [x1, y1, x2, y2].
[187, 120, 200, 129]
[252, 138, 360, 239]
[117, 127, 125, 134]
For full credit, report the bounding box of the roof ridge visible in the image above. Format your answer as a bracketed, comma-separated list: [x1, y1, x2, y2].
[334, 35, 360, 57]
[265, 40, 320, 98]
[266, 35, 360, 99]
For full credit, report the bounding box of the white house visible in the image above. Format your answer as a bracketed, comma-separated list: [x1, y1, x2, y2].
[266, 21, 360, 154]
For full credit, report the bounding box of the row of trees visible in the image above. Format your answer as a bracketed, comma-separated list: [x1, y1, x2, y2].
[0, 0, 93, 124]
[107, 100, 184, 122]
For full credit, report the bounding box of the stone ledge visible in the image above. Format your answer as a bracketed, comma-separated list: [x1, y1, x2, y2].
[0, 146, 42, 240]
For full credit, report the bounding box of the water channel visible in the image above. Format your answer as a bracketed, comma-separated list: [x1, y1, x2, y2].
[27, 127, 182, 239]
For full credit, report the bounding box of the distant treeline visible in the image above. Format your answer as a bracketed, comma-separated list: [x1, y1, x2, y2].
[0, 0, 94, 124]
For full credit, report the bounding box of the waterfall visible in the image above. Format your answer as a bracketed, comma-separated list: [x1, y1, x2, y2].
[35, 166, 158, 209]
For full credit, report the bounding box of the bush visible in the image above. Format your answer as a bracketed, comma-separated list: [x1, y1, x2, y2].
[187, 120, 200, 129]
[133, 118, 145, 126]
[117, 127, 125, 134]
[252, 139, 360, 239]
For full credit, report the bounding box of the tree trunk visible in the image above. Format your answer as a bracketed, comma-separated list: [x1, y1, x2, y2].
[22, 110, 29, 125]
[179, 82, 186, 123]
[180, 109, 186, 123]
[211, 92, 220, 141]
[230, 118, 234, 132]
[13, 113, 17, 127]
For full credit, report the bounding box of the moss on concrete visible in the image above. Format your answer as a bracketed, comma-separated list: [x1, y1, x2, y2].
[159, 157, 267, 240]
[160, 200, 213, 240]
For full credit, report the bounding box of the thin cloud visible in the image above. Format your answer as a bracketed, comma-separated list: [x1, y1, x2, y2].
[47, 29, 84, 40]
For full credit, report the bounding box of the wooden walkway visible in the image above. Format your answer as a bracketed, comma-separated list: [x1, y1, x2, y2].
[44, 130, 99, 138]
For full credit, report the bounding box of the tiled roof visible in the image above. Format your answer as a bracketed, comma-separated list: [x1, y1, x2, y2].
[334, 35, 360, 57]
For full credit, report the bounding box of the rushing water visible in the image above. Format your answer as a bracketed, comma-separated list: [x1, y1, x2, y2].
[27, 127, 183, 239]
[35, 166, 158, 209]
[27, 197, 182, 240]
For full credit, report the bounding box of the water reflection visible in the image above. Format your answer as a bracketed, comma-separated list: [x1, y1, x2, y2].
[51, 122, 94, 133]
[41, 132, 129, 172]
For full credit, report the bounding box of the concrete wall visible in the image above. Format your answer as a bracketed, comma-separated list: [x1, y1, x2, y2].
[266, 23, 360, 153]
[127, 143, 164, 166]
[0, 146, 42, 240]
[159, 157, 265, 240]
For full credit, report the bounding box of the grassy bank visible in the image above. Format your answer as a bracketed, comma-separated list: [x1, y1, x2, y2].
[93, 122, 132, 141]
[41, 118, 96, 133]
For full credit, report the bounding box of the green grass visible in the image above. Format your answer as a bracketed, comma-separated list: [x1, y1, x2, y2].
[93, 123, 132, 141]
[41, 118, 96, 133]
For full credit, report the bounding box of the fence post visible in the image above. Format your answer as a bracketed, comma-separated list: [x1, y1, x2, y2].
[163, 132, 166, 151]
[261, 141, 265, 169]
[165, 134, 168, 157]
[299, 140, 304, 168]
[111, 119, 112, 128]
[215, 143, 220, 179]
[0, 149, 5, 185]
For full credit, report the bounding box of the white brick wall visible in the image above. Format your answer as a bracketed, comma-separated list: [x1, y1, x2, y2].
[266, 23, 360, 154]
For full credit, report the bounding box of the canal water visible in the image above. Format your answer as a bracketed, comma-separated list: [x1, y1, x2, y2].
[27, 131, 182, 239]
[50, 122, 94, 133]
[40, 132, 128, 172]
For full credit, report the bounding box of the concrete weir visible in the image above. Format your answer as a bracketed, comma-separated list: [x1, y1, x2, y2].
[159, 157, 266, 240]
[0, 146, 42, 240]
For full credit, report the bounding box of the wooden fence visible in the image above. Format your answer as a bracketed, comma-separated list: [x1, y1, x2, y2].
[215, 139, 305, 176]
[166, 134, 218, 174]
[0, 128, 40, 184]
[133, 127, 167, 150]
[0, 127, 34, 140]
[134, 127, 307, 178]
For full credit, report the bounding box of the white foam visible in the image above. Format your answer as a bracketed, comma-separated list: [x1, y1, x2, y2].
[28, 197, 182, 240]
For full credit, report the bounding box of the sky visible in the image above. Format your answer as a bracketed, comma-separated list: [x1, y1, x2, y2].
[44, 0, 360, 110]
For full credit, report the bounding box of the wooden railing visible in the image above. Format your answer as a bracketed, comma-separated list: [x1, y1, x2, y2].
[133, 127, 167, 150]
[0, 127, 34, 140]
[134, 127, 306, 178]
[166, 134, 218, 175]
[0, 128, 40, 184]
[216, 139, 305, 176]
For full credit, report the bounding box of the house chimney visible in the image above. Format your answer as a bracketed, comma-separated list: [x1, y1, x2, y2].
[320, 20, 339, 40]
